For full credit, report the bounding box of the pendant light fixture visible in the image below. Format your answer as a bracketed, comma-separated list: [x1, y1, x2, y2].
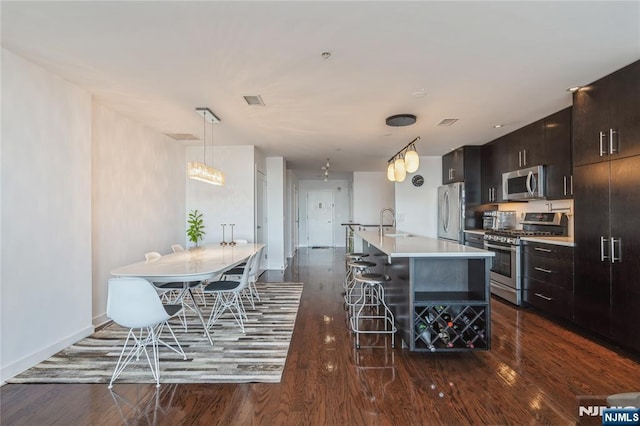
[385, 114, 420, 182]
[188, 107, 225, 185]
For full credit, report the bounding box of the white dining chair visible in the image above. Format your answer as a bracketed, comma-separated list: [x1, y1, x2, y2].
[106, 277, 186, 388]
[222, 246, 265, 309]
[171, 244, 185, 253]
[203, 252, 258, 333]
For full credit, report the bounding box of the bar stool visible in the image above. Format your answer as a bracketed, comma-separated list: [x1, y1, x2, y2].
[344, 260, 376, 319]
[343, 253, 370, 292]
[350, 273, 396, 349]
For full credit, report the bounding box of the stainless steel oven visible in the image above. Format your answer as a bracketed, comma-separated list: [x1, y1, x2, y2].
[483, 239, 521, 305]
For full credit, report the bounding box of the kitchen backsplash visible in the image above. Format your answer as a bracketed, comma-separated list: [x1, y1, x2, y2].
[497, 199, 574, 237]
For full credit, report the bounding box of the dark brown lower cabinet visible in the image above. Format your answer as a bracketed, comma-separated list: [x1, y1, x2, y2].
[522, 241, 574, 321]
[573, 154, 640, 352]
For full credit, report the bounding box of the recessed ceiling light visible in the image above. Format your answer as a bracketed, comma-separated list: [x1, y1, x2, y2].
[493, 124, 504, 129]
[567, 86, 581, 93]
[321, 51, 331, 60]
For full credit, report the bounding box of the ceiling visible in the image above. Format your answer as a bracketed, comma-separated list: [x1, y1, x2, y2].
[2, 1, 639, 179]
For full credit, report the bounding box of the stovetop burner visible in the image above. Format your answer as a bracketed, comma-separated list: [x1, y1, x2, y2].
[485, 229, 554, 237]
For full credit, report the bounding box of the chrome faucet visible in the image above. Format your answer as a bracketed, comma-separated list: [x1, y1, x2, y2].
[379, 208, 396, 236]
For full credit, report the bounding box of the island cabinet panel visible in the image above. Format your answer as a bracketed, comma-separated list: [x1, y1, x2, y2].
[356, 230, 493, 353]
[411, 258, 491, 352]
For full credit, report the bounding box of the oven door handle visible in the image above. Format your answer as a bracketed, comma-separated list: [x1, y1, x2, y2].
[484, 242, 517, 252]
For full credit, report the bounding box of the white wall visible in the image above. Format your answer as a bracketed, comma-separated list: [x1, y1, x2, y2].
[1, 49, 93, 381]
[352, 172, 395, 224]
[92, 103, 186, 325]
[186, 145, 255, 245]
[395, 156, 442, 238]
[266, 157, 286, 269]
[285, 170, 299, 258]
[298, 179, 351, 247]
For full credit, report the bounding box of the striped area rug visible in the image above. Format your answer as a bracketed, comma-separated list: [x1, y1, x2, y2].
[9, 282, 303, 384]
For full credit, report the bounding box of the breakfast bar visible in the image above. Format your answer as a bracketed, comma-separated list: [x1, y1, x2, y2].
[354, 230, 494, 352]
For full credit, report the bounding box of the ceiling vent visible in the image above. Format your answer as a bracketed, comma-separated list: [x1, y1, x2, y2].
[164, 133, 199, 141]
[243, 95, 265, 106]
[437, 118, 459, 127]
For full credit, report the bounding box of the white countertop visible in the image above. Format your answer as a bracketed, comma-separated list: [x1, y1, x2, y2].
[521, 236, 575, 247]
[356, 230, 494, 258]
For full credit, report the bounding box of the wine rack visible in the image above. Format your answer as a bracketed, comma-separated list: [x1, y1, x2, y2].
[413, 304, 490, 352]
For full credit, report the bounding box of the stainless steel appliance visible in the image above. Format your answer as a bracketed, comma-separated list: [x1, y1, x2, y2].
[502, 165, 546, 200]
[483, 212, 567, 305]
[482, 210, 517, 230]
[437, 182, 464, 243]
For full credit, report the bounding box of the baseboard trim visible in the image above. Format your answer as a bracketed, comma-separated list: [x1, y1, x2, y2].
[1, 325, 94, 384]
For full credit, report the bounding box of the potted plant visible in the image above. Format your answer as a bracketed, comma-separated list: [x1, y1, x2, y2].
[187, 209, 206, 247]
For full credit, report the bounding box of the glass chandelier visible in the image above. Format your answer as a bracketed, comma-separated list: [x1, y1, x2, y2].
[188, 107, 225, 185]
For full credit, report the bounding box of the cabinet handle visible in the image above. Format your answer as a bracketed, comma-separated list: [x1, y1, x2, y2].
[451, 168, 455, 180]
[523, 149, 527, 166]
[599, 131, 607, 156]
[534, 267, 552, 274]
[519, 151, 522, 167]
[570, 175, 573, 195]
[609, 129, 618, 154]
[611, 237, 622, 263]
[563, 176, 567, 196]
[534, 247, 552, 253]
[534, 293, 553, 301]
[600, 236, 610, 261]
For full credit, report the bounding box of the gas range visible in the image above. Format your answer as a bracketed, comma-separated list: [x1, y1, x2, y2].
[483, 212, 568, 245]
[483, 212, 568, 306]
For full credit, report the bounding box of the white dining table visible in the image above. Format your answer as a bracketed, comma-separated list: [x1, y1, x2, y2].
[111, 243, 265, 345]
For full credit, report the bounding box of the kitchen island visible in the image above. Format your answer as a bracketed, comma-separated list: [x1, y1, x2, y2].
[354, 230, 494, 352]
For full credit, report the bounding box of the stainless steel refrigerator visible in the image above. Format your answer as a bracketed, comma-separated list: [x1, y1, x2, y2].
[437, 182, 465, 243]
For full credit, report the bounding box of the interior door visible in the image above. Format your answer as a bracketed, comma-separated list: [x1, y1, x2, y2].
[307, 191, 334, 247]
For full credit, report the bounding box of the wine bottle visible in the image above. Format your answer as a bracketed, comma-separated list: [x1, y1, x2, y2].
[415, 321, 436, 352]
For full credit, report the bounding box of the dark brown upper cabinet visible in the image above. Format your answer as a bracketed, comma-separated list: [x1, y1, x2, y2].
[573, 60, 640, 167]
[544, 107, 572, 199]
[507, 119, 546, 171]
[480, 136, 508, 204]
[442, 146, 480, 185]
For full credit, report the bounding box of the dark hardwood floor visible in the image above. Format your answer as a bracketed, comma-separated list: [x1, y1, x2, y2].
[2, 248, 639, 425]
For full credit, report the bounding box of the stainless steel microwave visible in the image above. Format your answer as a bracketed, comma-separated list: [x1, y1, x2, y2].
[502, 165, 545, 200]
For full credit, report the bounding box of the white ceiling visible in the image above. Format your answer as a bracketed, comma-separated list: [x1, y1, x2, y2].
[2, 1, 639, 179]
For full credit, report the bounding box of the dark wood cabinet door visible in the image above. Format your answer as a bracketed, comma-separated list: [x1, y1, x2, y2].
[573, 162, 611, 337]
[609, 155, 640, 349]
[608, 60, 640, 162]
[522, 118, 546, 168]
[481, 138, 508, 203]
[506, 128, 525, 171]
[572, 77, 610, 167]
[442, 147, 464, 184]
[544, 107, 572, 199]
